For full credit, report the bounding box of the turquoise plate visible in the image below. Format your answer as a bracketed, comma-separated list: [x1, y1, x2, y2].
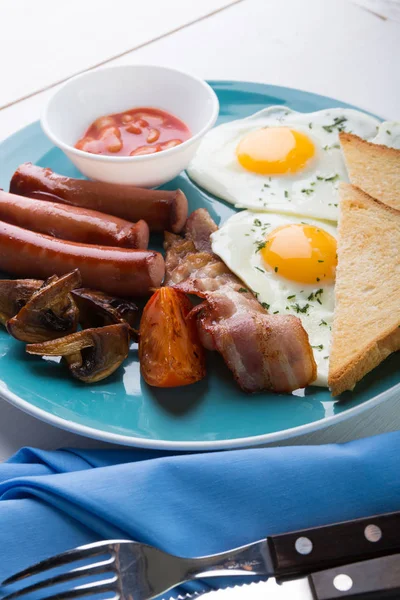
[0, 81, 398, 450]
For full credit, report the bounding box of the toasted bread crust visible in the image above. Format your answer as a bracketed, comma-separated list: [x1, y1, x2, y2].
[328, 183, 400, 396]
[340, 132, 400, 211]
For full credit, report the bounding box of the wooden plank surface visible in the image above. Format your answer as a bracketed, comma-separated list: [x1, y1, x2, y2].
[0, 0, 239, 108]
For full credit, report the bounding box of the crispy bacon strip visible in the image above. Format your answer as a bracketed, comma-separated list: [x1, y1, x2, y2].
[164, 209, 317, 393]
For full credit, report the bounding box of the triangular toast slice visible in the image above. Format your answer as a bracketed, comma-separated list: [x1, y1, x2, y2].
[340, 132, 400, 211]
[328, 183, 400, 396]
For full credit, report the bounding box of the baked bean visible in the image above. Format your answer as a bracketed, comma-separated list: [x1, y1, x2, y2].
[93, 116, 115, 131]
[130, 145, 161, 156]
[126, 123, 142, 135]
[147, 128, 160, 143]
[101, 127, 122, 153]
[75, 107, 191, 157]
[160, 139, 182, 150]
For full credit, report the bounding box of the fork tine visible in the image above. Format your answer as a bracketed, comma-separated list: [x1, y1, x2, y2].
[1, 557, 116, 600]
[37, 576, 120, 600]
[2, 540, 125, 586]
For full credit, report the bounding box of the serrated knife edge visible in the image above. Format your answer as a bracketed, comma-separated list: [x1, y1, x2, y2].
[164, 579, 313, 600]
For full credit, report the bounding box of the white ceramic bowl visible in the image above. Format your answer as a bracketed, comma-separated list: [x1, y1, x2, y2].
[41, 65, 219, 187]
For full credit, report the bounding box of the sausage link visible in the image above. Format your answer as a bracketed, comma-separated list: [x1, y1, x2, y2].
[0, 221, 164, 297]
[0, 190, 149, 249]
[10, 163, 188, 233]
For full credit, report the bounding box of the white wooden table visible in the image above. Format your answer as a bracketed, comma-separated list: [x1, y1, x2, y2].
[0, 0, 398, 460]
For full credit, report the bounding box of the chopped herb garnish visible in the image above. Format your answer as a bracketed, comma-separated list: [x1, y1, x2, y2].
[316, 278, 320, 281]
[274, 266, 278, 273]
[255, 266, 265, 273]
[334, 203, 338, 207]
[287, 294, 296, 300]
[311, 344, 324, 351]
[301, 188, 314, 195]
[324, 356, 329, 359]
[308, 122, 313, 129]
[254, 218, 262, 227]
[308, 289, 323, 302]
[261, 302, 270, 310]
[319, 319, 328, 326]
[318, 259, 324, 263]
[238, 287, 248, 293]
[273, 310, 279, 314]
[244, 233, 250, 236]
[264, 183, 270, 188]
[284, 190, 289, 198]
[311, 181, 316, 186]
[317, 174, 339, 183]
[292, 303, 310, 314]
[253, 291, 259, 298]
[325, 174, 339, 182]
[255, 240, 266, 252]
[322, 116, 347, 133]
[386, 130, 392, 135]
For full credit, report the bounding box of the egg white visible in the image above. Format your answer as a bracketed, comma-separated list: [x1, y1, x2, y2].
[211, 211, 338, 387]
[372, 120, 400, 149]
[188, 107, 380, 222]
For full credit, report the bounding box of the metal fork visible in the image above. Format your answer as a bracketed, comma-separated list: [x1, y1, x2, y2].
[0, 538, 272, 600]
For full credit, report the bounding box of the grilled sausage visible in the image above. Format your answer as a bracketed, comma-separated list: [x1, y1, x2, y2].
[0, 220, 164, 297]
[0, 190, 149, 248]
[10, 163, 188, 233]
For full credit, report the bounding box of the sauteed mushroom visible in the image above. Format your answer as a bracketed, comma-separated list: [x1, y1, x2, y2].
[7, 270, 81, 343]
[71, 288, 138, 339]
[0, 279, 43, 326]
[26, 323, 130, 383]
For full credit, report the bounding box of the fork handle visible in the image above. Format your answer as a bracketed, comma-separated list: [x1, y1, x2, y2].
[186, 539, 272, 579]
[269, 510, 400, 578]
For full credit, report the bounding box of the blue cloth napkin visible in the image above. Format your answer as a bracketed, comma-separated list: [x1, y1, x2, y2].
[1, 432, 400, 597]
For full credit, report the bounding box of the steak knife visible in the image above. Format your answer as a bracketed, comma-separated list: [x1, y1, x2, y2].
[167, 553, 400, 599]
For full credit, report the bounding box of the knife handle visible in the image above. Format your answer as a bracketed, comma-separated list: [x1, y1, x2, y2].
[269, 510, 400, 578]
[309, 553, 400, 599]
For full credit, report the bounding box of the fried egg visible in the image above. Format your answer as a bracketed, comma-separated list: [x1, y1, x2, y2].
[372, 120, 400, 148]
[188, 107, 380, 222]
[211, 211, 338, 387]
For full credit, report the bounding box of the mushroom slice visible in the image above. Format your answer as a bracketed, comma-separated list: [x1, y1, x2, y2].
[26, 323, 130, 383]
[71, 288, 139, 340]
[7, 270, 81, 343]
[0, 279, 43, 326]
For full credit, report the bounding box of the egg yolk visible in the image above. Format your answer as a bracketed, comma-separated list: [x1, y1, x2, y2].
[261, 224, 337, 284]
[236, 127, 315, 175]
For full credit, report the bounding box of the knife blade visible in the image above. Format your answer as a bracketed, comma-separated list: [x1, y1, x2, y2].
[166, 553, 400, 600]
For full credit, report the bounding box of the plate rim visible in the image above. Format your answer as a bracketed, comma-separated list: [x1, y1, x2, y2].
[1, 379, 399, 450]
[0, 79, 397, 450]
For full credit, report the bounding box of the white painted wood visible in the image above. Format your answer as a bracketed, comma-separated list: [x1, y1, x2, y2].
[0, 0, 238, 108]
[0, 0, 399, 458]
[353, 0, 400, 22]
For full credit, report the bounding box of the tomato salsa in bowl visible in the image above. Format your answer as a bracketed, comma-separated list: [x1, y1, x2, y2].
[41, 65, 219, 187]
